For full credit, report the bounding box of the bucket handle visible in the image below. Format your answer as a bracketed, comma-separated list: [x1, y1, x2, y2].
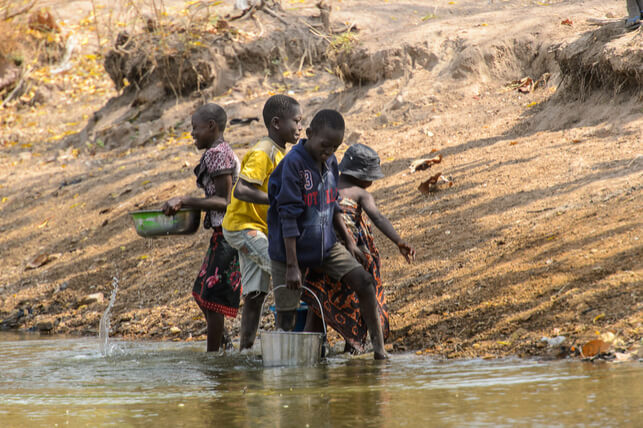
[259, 284, 327, 336]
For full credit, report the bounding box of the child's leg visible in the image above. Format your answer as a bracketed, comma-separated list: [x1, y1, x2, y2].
[341, 267, 387, 359]
[202, 307, 225, 352]
[223, 228, 272, 349]
[627, 0, 642, 18]
[240, 291, 266, 349]
[322, 243, 387, 359]
[303, 309, 324, 333]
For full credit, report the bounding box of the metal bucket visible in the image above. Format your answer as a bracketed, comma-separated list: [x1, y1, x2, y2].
[260, 286, 327, 367]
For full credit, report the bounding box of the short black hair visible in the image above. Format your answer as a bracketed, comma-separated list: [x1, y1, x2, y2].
[194, 103, 227, 132]
[262, 94, 300, 128]
[309, 109, 345, 133]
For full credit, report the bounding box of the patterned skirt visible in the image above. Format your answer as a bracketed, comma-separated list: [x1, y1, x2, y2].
[192, 227, 242, 317]
[302, 197, 389, 352]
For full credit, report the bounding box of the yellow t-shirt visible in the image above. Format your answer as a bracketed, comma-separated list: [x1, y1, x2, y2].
[222, 137, 286, 234]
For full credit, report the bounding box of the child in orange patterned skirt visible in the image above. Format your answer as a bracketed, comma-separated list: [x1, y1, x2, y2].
[302, 143, 415, 353]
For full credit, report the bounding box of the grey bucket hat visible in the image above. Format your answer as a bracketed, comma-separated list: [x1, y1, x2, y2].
[339, 143, 385, 181]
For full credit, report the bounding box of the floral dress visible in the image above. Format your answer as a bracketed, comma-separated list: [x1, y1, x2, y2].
[192, 140, 242, 317]
[302, 196, 390, 352]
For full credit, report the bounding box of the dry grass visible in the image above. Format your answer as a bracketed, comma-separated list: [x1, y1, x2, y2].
[89, 0, 227, 51]
[0, 20, 25, 62]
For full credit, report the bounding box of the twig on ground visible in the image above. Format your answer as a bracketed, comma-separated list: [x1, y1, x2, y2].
[316, 0, 331, 32]
[2, 0, 36, 21]
[527, 207, 554, 213]
[90, 0, 103, 49]
[301, 19, 331, 42]
[587, 17, 622, 26]
[555, 283, 569, 296]
[260, 4, 289, 26]
[251, 12, 265, 37]
[229, 5, 256, 21]
[0, 66, 33, 109]
[297, 48, 307, 73]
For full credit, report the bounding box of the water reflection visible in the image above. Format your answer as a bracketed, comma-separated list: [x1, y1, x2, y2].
[195, 355, 390, 427]
[0, 334, 640, 427]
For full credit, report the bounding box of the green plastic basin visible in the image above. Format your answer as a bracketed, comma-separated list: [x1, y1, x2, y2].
[129, 209, 201, 237]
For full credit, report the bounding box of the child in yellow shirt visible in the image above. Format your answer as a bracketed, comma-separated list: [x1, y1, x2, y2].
[222, 94, 302, 350]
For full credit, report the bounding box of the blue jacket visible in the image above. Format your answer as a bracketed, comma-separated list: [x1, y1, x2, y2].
[267, 140, 339, 266]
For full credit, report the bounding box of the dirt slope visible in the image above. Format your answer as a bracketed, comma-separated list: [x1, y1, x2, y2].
[0, 0, 641, 359]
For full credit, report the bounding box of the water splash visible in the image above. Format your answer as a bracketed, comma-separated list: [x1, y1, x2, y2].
[99, 275, 119, 356]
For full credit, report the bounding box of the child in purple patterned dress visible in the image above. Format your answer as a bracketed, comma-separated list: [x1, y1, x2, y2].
[162, 103, 241, 352]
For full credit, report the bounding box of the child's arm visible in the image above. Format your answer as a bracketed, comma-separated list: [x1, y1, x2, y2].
[274, 160, 306, 290]
[233, 179, 269, 205]
[284, 237, 302, 290]
[333, 210, 367, 265]
[233, 149, 272, 204]
[163, 174, 232, 215]
[359, 190, 416, 263]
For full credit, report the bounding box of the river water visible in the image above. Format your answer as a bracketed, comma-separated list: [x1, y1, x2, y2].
[0, 332, 640, 427]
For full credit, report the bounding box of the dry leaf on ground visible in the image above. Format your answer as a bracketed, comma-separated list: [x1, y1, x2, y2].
[410, 154, 442, 173]
[418, 172, 453, 194]
[580, 339, 610, 358]
[28, 8, 60, 33]
[25, 252, 60, 270]
[507, 77, 534, 93]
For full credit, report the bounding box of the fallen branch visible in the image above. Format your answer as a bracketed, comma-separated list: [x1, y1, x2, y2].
[260, 5, 289, 26]
[587, 17, 622, 26]
[251, 12, 265, 37]
[229, 4, 256, 22]
[90, 0, 103, 48]
[0, 66, 33, 109]
[3, 0, 36, 21]
[526, 207, 554, 213]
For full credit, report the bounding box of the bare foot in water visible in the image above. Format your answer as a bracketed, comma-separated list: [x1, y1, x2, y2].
[374, 351, 389, 360]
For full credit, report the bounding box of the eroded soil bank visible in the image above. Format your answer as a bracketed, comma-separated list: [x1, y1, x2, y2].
[0, 0, 641, 360]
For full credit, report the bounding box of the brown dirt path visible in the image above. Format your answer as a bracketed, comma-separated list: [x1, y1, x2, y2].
[0, 0, 640, 360]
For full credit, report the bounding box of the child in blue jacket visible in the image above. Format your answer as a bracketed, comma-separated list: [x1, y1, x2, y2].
[267, 109, 387, 359]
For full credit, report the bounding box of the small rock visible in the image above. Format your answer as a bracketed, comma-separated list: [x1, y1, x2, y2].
[345, 131, 362, 145]
[613, 352, 632, 362]
[577, 302, 590, 313]
[0, 309, 25, 328]
[540, 335, 566, 347]
[390, 95, 406, 110]
[77, 292, 104, 307]
[37, 320, 54, 332]
[509, 328, 528, 342]
[393, 343, 407, 351]
[170, 326, 181, 334]
[377, 113, 389, 124]
[600, 332, 615, 343]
